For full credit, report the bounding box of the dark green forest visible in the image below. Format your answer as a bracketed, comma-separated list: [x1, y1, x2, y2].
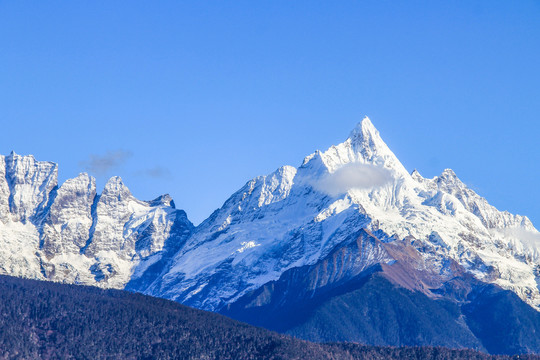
[0, 275, 536, 360]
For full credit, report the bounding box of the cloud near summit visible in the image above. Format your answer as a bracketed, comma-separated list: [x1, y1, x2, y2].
[313, 162, 392, 196]
[80, 150, 132, 176]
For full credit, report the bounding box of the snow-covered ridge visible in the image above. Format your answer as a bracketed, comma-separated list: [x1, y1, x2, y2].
[0, 152, 193, 288]
[139, 117, 540, 311]
[0, 117, 539, 313]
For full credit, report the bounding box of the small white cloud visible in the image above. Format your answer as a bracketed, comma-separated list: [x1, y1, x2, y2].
[313, 162, 393, 196]
[80, 150, 132, 175]
[497, 228, 540, 253]
[136, 166, 172, 179]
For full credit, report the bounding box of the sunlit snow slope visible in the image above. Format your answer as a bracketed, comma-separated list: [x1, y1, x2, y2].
[138, 118, 540, 311]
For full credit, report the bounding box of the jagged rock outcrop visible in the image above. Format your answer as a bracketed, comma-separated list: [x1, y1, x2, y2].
[0, 152, 193, 288]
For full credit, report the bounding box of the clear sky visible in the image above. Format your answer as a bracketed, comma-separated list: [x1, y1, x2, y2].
[0, 1, 539, 225]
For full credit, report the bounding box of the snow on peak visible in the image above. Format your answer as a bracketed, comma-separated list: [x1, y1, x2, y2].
[347, 116, 388, 156]
[434, 168, 466, 190]
[348, 116, 379, 144]
[1, 152, 58, 223]
[141, 116, 540, 313]
[103, 176, 131, 197]
[148, 194, 175, 208]
[411, 169, 424, 182]
[105, 175, 125, 187]
[6, 151, 31, 160]
[440, 168, 459, 180]
[307, 117, 409, 179]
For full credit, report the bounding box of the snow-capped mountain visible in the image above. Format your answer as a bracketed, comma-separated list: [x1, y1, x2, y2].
[1, 117, 539, 319]
[0, 152, 193, 288]
[135, 117, 540, 314]
[2, 118, 540, 353]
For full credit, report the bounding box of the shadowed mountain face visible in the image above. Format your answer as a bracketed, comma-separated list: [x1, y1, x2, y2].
[463, 285, 540, 355]
[224, 271, 540, 356]
[221, 230, 540, 355]
[0, 274, 533, 360]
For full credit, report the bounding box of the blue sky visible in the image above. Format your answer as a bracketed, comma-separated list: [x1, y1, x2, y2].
[0, 1, 539, 225]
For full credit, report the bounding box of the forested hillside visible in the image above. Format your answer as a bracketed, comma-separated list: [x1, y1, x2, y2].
[0, 275, 536, 360]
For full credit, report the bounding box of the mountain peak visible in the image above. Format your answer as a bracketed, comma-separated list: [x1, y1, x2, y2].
[105, 175, 124, 187]
[411, 169, 424, 182]
[436, 168, 467, 192]
[103, 176, 132, 198]
[441, 168, 457, 177]
[6, 151, 33, 161]
[348, 116, 378, 142]
[148, 194, 175, 208]
[438, 168, 461, 183]
[346, 116, 390, 158]
[321, 116, 408, 176]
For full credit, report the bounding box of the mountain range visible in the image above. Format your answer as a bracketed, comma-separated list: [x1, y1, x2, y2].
[1, 117, 539, 354]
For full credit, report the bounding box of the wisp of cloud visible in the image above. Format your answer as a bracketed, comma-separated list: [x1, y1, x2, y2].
[136, 166, 173, 179]
[80, 150, 132, 176]
[313, 162, 393, 196]
[497, 228, 540, 253]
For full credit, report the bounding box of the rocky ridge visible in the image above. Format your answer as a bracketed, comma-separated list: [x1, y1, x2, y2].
[0, 117, 539, 316]
[0, 152, 193, 288]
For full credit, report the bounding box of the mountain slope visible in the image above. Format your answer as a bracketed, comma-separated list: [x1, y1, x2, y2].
[138, 117, 540, 316]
